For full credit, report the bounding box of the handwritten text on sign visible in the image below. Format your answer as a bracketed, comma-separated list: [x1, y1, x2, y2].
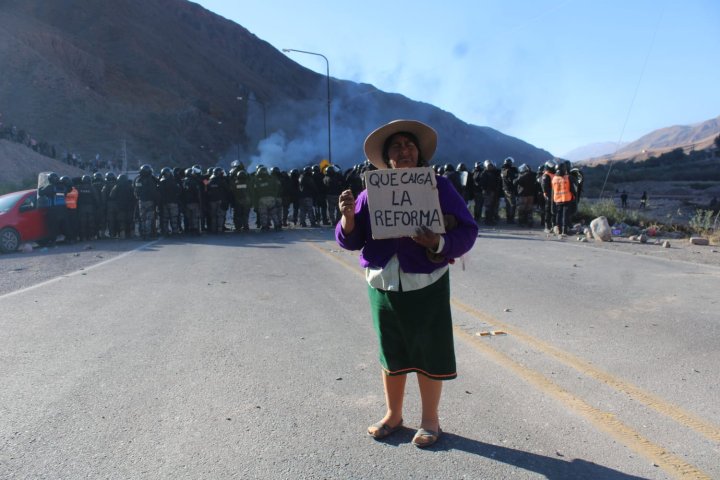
[364, 167, 445, 239]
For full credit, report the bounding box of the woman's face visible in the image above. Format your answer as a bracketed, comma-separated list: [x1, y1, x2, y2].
[386, 134, 419, 169]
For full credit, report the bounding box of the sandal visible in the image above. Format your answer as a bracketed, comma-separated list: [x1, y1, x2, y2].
[367, 419, 403, 439]
[412, 427, 441, 448]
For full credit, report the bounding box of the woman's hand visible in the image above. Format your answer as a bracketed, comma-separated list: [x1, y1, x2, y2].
[339, 189, 355, 217]
[339, 189, 356, 234]
[411, 226, 441, 251]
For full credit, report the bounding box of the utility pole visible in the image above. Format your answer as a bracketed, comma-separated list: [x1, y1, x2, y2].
[121, 139, 128, 173]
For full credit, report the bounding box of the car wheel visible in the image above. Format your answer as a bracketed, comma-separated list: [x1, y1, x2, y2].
[0, 227, 21, 253]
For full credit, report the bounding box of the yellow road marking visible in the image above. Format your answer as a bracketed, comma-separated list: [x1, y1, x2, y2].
[455, 328, 712, 480]
[311, 240, 717, 479]
[451, 298, 720, 445]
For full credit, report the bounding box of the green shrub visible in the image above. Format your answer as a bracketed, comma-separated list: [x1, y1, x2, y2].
[688, 209, 720, 236]
[576, 199, 651, 226]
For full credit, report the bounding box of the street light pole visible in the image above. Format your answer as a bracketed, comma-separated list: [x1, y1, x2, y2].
[282, 48, 332, 163]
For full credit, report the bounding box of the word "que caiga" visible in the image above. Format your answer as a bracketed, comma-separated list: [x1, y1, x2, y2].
[366, 170, 435, 188]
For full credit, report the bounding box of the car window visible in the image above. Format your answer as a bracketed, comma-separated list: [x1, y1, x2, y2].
[0, 191, 25, 213]
[20, 196, 37, 210]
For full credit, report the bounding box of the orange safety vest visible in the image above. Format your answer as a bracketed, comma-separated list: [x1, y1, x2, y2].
[65, 187, 79, 209]
[552, 175, 573, 203]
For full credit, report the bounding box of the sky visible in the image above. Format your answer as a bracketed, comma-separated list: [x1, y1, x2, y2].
[195, 0, 720, 157]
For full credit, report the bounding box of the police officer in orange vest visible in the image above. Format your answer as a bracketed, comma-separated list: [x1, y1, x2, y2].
[551, 162, 576, 236]
[62, 176, 79, 243]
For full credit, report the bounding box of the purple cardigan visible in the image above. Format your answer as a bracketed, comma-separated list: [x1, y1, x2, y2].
[335, 175, 479, 273]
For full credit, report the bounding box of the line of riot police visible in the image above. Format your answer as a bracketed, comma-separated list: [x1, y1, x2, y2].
[430, 157, 583, 233]
[37, 161, 373, 243]
[37, 156, 581, 243]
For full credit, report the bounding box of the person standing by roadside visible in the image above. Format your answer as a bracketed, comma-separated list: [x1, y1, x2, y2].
[76, 175, 97, 241]
[133, 164, 159, 240]
[323, 165, 344, 225]
[500, 157, 518, 224]
[335, 119, 478, 448]
[470, 162, 484, 222]
[541, 161, 557, 233]
[102, 172, 119, 238]
[158, 167, 181, 236]
[297, 166, 318, 227]
[515, 164, 537, 227]
[552, 162, 576, 236]
[182, 167, 203, 235]
[479, 160, 501, 226]
[62, 176, 79, 244]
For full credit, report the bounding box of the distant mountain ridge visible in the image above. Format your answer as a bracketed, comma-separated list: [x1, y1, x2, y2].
[577, 115, 720, 164]
[0, 0, 551, 174]
[563, 142, 628, 162]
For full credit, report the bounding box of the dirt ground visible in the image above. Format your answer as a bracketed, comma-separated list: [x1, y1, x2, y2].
[477, 223, 720, 268]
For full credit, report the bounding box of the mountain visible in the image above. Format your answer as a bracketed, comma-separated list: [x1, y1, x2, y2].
[579, 116, 720, 164]
[0, 139, 86, 189]
[563, 142, 628, 162]
[0, 0, 552, 180]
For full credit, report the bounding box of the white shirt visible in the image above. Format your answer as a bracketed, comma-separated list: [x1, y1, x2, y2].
[365, 236, 448, 292]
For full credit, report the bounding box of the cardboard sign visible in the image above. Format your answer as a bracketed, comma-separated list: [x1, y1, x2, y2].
[364, 167, 445, 239]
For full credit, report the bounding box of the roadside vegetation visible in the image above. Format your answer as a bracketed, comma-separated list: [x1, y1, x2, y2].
[580, 137, 720, 198]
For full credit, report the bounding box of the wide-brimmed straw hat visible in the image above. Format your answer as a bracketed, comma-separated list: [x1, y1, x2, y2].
[363, 119, 437, 170]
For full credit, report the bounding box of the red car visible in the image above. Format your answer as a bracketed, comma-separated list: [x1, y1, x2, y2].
[0, 189, 49, 253]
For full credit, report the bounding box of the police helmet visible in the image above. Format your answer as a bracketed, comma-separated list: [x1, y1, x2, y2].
[483, 159, 495, 169]
[93, 172, 104, 182]
[290, 168, 299, 177]
[444, 163, 455, 172]
[503, 157, 514, 166]
[60, 176, 72, 187]
[311, 165, 320, 173]
[518, 164, 529, 173]
[139, 164, 153, 175]
[257, 166, 268, 176]
[48, 172, 60, 185]
[81, 175, 92, 184]
[270, 166, 280, 175]
[474, 162, 483, 170]
[457, 163, 468, 172]
[213, 167, 225, 177]
[160, 167, 173, 178]
[236, 170, 248, 180]
[118, 174, 129, 182]
[105, 172, 116, 182]
[303, 166, 312, 175]
[544, 160, 557, 173]
[191, 166, 202, 176]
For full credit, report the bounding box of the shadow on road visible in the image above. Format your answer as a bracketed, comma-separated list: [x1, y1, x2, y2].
[439, 432, 651, 480]
[373, 430, 650, 480]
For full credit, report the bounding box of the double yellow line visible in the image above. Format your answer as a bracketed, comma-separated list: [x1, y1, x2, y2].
[309, 240, 718, 479]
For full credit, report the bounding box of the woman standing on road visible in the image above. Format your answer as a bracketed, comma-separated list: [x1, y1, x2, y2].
[335, 119, 478, 448]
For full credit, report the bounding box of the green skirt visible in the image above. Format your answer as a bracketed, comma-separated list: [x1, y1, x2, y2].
[367, 271, 456, 380]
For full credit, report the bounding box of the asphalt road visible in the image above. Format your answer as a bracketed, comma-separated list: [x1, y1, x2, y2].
[1, 228, 718, 479]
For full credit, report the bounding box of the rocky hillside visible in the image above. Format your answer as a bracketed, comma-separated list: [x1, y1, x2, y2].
[0, 0, 551, 176]
[581, 115, 720, 163]
[0, 140, 86, 192]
